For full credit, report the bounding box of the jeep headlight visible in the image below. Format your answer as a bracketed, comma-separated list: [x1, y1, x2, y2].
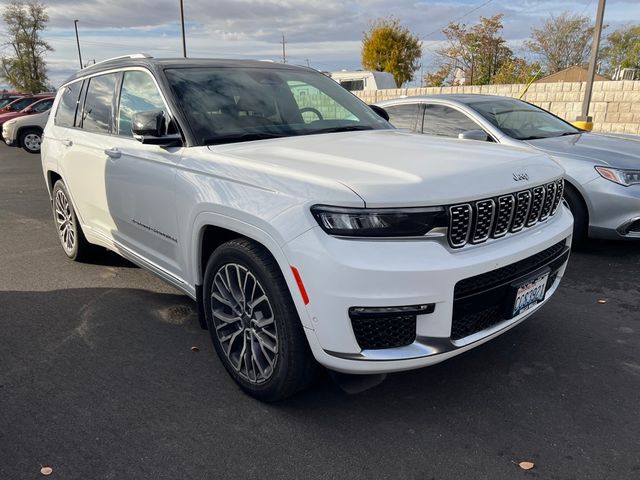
[595, 166, 640, 186]
[311, 205, 446, 237]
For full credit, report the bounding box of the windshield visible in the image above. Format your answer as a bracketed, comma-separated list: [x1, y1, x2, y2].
[165, 66, 390, 145]
[468, 99, 580, 140]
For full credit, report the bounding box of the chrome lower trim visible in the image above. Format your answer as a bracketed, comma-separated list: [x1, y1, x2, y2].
[617, 216, 640, 237]
[88, 228, 196, 299]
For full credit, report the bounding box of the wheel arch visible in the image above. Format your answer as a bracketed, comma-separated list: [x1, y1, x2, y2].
[192, 214, 313, 329]
[46, 170, 63, 197]
[563, 178, 590, 223]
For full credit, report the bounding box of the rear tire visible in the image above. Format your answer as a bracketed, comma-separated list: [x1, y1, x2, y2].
[51, 180, 95, 262]
[19, 128, 42, 154]
[563, 184, 588, 245]
[203, 238, 315, 401]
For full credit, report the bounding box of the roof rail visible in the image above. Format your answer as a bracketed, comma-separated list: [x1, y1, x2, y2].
[89, 53, 153, 68]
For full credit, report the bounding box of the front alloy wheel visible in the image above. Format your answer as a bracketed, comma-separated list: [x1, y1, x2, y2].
[210, 263, 279, 384]
[21, 130, 42, 153]
[203, 238, 315, 401]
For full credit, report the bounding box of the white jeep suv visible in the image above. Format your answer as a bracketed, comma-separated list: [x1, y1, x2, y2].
[42, 55, 573, 400]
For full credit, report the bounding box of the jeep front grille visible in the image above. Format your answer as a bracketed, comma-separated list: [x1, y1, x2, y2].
[447, 179, 564, 249]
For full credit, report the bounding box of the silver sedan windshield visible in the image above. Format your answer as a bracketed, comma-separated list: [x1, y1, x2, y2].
[468, 99, 580, 141]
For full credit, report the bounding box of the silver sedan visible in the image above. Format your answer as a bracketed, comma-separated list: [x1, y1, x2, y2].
[377, 95, 640, 241]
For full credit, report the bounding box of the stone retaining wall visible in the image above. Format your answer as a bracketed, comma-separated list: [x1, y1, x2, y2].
[353, 81, 640, 135]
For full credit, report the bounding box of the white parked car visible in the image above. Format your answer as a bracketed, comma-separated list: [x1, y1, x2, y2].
[3, 110, 50, 154]
[329, 70, 396, 91]
[42, 55, 573, 400]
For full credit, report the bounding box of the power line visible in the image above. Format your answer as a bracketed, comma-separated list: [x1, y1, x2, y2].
[422, 0, 494, 39]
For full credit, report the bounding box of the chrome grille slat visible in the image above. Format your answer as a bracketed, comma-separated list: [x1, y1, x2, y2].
[492, 194, 515, 238]
[551, 179, 564, 214]
[447, 179, 564, 249]
[448, 204, 472, 248]
[539, 182, 556, 221]
[526, 186, 546, 226]
[511, 190, 532, 232]
[471, 199, 495, 244]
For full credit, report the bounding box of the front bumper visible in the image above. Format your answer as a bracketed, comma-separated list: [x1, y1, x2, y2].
[584, 177, 640, 239]
[2, 124, 15, 145]
[284, 205, 573, 374]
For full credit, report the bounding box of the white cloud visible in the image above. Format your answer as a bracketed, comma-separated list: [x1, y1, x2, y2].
[0, 0, 635, 87]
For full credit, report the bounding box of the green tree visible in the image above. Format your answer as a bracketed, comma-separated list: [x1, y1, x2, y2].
[1, 1, 52, 93]
[600, 25, 640, 77]
[361, 17, 422, 87]
[526, 12, 594, 74]
[432, 14, 514, 86]
[492, 58, 541, 85]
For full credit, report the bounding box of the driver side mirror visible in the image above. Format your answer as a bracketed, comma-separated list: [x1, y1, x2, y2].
[132, 110, 182, 147]
[369, 105, 389, 122]
[458, 129, 489, 142]
[24, 107, 33, 114]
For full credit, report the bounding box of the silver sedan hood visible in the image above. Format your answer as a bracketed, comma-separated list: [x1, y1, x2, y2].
[526, 132, 640, 169]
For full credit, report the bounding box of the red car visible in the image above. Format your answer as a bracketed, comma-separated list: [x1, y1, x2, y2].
[0, 96, 54, 134]
[0, 94, 52, 114]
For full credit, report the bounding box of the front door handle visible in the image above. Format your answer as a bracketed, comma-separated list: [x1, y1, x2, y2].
[104, 147, 121, 159]
[62, 139, 72, 147]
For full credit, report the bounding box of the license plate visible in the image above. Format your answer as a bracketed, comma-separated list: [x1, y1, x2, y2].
[512, 273, 549, 317]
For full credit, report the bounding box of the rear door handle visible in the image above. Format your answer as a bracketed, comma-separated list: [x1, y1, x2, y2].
[104, 147, 121, 159]
[62, 139, 72, 147]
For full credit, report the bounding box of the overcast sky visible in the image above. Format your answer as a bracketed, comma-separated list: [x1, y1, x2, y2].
[1, 0, 639, 87]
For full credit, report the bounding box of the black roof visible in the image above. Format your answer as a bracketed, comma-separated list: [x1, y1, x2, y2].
[62, 55, 307, 85]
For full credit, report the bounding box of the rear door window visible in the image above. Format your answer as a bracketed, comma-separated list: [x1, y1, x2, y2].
[385, 104, 421, 131]
[54, 82, 83, 127]
[81, 73, 117, 133]
[423, 104, 481, 137]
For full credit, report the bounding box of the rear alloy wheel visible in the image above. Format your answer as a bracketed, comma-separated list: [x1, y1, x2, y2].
[203, 238, 315, 401]
[19, 129, 42, 154]
[52, 180, 94, 261]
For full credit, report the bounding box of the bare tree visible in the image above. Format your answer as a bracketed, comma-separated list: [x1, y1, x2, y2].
[526, 12, 594, 74]
[430, 15, 519, 86]
[1, 1, 53, 93]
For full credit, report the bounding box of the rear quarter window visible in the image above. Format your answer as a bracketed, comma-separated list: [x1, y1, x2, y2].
[55, 82, 83, 127]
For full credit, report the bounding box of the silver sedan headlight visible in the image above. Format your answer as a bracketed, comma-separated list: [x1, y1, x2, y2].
[595, 166, 640, 187]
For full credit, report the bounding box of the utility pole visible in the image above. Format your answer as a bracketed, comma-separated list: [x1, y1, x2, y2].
[74, 20, 83, 69]
[576, 0, 606, 131]
[179, 0, 187, 58]
[281, 33, 286, 64]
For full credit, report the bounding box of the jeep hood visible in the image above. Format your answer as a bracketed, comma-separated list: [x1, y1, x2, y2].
[526, 132, 640, 169]
[211, 129, 563, 207]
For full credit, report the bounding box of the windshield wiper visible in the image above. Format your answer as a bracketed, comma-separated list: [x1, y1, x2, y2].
[519, 135, 547, 140]
[204, 131, 288, 146]
[557, 131, 581, 136]
[307, 125, 375, 135]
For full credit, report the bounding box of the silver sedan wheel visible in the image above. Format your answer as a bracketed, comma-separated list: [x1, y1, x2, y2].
[211, 263, 278, 384]
[54, 189, 76, 254]
[23, 133, 41, 152]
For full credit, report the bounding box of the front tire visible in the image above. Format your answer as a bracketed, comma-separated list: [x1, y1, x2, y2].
[19, 128, 42, 154]
[51, 180, 94, 262]
[203, 238, 315, 401]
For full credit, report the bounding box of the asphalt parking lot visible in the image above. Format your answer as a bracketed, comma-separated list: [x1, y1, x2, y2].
[1, 143, 639, 480]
